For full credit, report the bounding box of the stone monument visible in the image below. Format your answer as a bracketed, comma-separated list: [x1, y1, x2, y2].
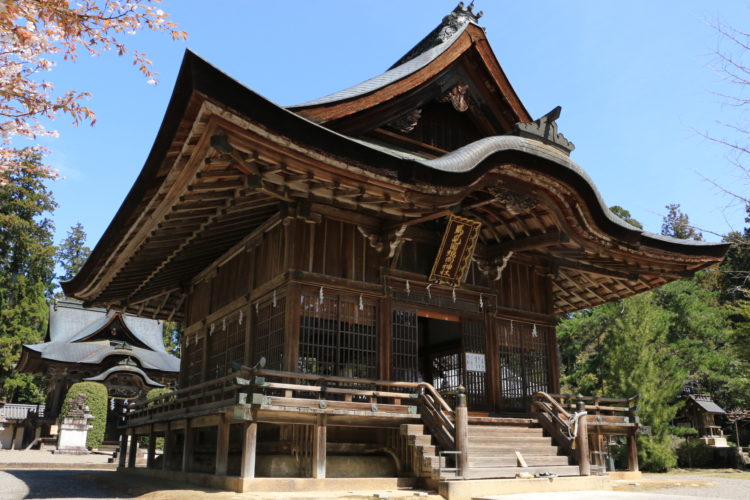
[54, 394, 94, 454]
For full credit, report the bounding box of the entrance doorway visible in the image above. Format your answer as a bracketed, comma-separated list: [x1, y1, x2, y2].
[391, 309, 488, 411]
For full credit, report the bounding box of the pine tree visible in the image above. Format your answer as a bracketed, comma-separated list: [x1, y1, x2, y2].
[55, 222, 91, 298]
[0, 156, 56, 402]
[661, 203, 703, 240]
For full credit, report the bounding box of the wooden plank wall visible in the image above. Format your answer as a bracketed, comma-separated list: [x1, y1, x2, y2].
[177, 213, 560, 406]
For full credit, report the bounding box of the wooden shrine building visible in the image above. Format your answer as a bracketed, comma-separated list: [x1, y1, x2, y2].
[18, 300, 180, 443]
[63, 3, 728, 494]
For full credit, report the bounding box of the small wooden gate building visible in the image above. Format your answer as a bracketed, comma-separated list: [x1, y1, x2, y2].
[63, 3, 728, 492]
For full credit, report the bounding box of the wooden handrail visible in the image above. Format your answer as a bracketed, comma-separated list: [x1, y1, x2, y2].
[532, 391, 571, 419]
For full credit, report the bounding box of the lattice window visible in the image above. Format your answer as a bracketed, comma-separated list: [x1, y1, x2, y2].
[462, 318, 487, 410]
[253, 296, 286, 370]
[497, 319, 552, 411]
[185, 336, 204, 387]
[206, 323, 227, 380]
[298, 292, 378, 379]
[430, 351, 461, 392]
[226, 312, 245, 369]
[392, 310, 418, 382]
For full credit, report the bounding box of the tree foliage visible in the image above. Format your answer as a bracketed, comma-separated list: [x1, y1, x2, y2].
[0, 155, 55, 402]
[162, 321, 181, 357]
[0, 0, 186, 182]
[661, 203, 703, 240]
[55, 222, 90, 298]
[60, 381, 108, 450]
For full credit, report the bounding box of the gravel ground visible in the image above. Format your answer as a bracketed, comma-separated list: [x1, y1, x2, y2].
[0, 464, 746, 500]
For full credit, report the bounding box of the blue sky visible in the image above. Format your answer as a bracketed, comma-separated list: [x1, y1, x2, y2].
[41, 1, 750, 246]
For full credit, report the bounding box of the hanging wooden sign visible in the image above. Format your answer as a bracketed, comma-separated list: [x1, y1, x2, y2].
[429, 214, 482, 287]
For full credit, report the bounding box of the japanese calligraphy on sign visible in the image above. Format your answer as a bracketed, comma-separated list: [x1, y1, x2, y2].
[428, 214, 482, 287]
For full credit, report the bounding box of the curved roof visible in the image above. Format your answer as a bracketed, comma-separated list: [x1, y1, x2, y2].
[293, 23, 471, 108]
[61, 23, 727, 317]
[84, 364, 165, 387]
[22, 341, 179, 372]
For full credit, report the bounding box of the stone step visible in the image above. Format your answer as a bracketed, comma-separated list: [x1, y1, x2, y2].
[437, 465, 580, 480]
[467, 455, 569, 468]
[467, 445, 560, 456]
[468, 435, 551, 445]
[400, 424, 425, 436]
[409, 434, 432, 446]
[467, 426, 543, 436]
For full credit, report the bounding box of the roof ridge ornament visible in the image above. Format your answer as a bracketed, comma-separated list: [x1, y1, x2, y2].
[388, 2, 483, 70]
[511, 106, 575, 155]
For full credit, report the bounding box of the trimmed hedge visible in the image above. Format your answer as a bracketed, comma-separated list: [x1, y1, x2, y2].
[60, 381, 108, 450]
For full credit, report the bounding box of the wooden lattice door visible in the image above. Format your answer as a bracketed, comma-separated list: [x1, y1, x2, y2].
[497, 319, 553, 411]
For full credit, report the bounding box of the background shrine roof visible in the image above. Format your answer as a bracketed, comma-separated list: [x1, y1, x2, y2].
[291, 22, 470, 108]
[84, 364, 166, 387]
[48, 300, 166, 353]
[22, 341, 179, 373]
[688, 394, 726, 414]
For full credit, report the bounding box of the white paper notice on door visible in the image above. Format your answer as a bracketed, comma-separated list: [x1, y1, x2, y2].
[465, 352, 486, 373]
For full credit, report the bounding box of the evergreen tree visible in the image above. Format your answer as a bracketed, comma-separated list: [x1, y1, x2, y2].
[55, 222, 91, 299]
[56, 222, 90, 282]
[558, 293, 683, 470]
[661, 203, 703, 240]
[0, 156, 56, 402]
[162, 321, 182, 358]
[610, 205, 643, 229]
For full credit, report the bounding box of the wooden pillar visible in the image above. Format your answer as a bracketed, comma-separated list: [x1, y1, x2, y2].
[312, 415, 326, 478]
[127, 432, 138, 468]
[146, 425, 156, 469]
[626, 432, 639, 472]
[118, 431, 128, 468]
[576, 396, 590, 476]
[455, 386, 469, 478]
[215, 418, 230, 476]
[163, 423, 174, 471]
[181, 422, 194, 473]
[240, 422, 258, 478]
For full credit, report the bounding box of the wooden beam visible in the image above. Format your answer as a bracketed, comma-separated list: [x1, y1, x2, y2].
[553, 257, 638, 282]
[181, 422, 194, 473]
[487, 232, 568, 258]
[384, 209, 453, 232]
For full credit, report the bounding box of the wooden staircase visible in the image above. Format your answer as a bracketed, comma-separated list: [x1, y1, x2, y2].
[402, 417, 580, 481]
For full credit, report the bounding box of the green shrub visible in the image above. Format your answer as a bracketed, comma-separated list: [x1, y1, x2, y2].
[638, 435, 677, 472]
[677, 439, 715, 468]
[60, 382, 108, 450]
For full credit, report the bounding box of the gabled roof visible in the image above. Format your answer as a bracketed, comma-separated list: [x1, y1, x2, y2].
[688, 394, 726, 415]
[48, 300, 165, 353]
[61, 7, 728, 319]
[290, 3, 530, 137]
[18, 300, 179, 374]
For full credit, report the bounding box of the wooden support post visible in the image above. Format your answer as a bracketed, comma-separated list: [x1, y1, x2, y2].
[163, 423, 174, 471]
[627, 432, 639, 472]
[240, 422, 258, 478]
[127, 432, 138, 468]
[9, 425, 18, 450]
[576, 395, 590, 476]
[118, 431, 128, 468]
[181, 422, 194, 473]
[455, 386, 469, 478]
[146, 425, 156, 469]
[215, 417, 230, 476]
[312, 415, 326, 478]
